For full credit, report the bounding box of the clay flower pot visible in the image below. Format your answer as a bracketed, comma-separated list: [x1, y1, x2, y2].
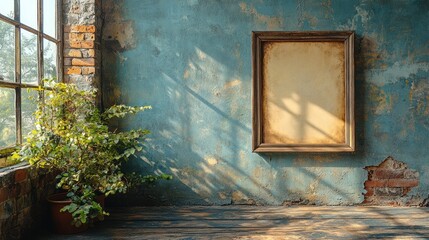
[47, 193, 88, 234]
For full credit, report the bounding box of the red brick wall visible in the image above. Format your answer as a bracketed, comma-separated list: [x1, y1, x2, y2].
[63, 23, 101, 107]
[0, 165, 56, 239]
[364, 156, 420, 206]
[64, 25, 97, 76]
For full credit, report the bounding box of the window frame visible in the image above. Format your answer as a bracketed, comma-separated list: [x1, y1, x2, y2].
[0, 0, 63, 153]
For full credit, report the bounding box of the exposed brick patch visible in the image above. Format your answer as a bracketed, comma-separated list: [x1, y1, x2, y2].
[63, 23, 100, 106]
[65, 49, 82, 58]
[81, 40, 95, 49]
[63, 23, 98, 82]
[363, 156, 419, 206]
[66, 66, 82, 75]
[82, 67, 96, 75]
[364, 179, 418, 188]
[84, 33, 95, 40]
[86, 25, 96, 33]
[72, 58, 95, 66]
[69, 32, 85, 41]
[69, 25, 96, 33]
[369, 169, 405, 180]
[81, 49, 95, 57]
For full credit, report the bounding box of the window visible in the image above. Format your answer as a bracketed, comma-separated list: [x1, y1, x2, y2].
[0, 0, 62, 152]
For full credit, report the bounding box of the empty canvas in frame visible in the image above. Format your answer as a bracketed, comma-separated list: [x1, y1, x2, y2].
[252, 31, 355, 152]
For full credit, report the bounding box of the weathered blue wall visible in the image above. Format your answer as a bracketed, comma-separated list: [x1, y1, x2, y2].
[102, 0, 429, 205]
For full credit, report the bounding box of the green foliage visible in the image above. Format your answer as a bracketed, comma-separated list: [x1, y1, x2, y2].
[125, 172, 173, 188]
[102, 105, 152, 120]
[15, 81, 170, 226]
[0, 147, 21, 167]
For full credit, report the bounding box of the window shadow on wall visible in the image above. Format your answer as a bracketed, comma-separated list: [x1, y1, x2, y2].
[101, 1, 372, 207]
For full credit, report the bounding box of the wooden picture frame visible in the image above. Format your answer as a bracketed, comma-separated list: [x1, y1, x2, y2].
[252, 31, 355, 152]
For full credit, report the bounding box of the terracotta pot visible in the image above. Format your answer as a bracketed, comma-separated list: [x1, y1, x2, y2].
[93, 194, 106, 223]
[47, 193, 88, 234]
[95, 194, 105, 208]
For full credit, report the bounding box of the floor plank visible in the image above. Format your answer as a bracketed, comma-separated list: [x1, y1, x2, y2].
[37, 206, 429, 239]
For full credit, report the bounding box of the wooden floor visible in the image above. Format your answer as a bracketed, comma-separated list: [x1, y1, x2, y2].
[38, 206, 429, 239]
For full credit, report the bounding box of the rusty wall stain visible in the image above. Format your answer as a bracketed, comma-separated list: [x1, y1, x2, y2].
[239, 2, 282, 29]
[356, 37, 387, 70]
[409, 80, 429, 116]
[368, 84, 392, 114]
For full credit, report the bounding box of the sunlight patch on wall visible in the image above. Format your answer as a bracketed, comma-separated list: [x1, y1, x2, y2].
[262, 41, 345, 144]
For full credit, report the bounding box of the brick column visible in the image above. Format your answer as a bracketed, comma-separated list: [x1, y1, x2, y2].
[63, 0, 102, 106]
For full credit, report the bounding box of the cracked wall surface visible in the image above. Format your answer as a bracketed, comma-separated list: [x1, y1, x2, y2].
[102, 0, 429, 206]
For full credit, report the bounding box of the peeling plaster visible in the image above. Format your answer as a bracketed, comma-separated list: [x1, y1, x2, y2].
[296, 0, 319, 29]
[371, 62, 429, 86]
[368, 84, 393, 114]
[337, 3, 372, 30]
[409, 80, 429, 116]
[239, 2, 282, 29]
[102, 0, 136, 51]
[232, 190, 257, 205]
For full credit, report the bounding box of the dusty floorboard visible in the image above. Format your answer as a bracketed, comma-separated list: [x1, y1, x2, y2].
[37, 206, 429, 239]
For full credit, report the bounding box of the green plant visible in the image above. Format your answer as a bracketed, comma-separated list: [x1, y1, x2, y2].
[13, 81, 164, 226]
[125, 172, 173, 188]
[0, 147, 20, 167]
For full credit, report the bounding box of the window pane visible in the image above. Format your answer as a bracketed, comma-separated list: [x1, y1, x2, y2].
[0, 0, 14, 18]
[21, 29, 38, 85]
[0, 21, 16, 82]
[43, 39, 57, 79]
[0, 88, 16, 148]
[43, 0, 56, 37]
[20, 0, 38, 30]
[21, 88, 38, 138]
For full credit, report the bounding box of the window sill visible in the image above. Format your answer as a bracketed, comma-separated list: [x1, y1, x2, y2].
[0, 146, 17, 157]
[0, 161, 29, 175]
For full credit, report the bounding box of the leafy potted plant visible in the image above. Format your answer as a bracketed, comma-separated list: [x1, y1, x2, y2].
[13, 81, 160, 234]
